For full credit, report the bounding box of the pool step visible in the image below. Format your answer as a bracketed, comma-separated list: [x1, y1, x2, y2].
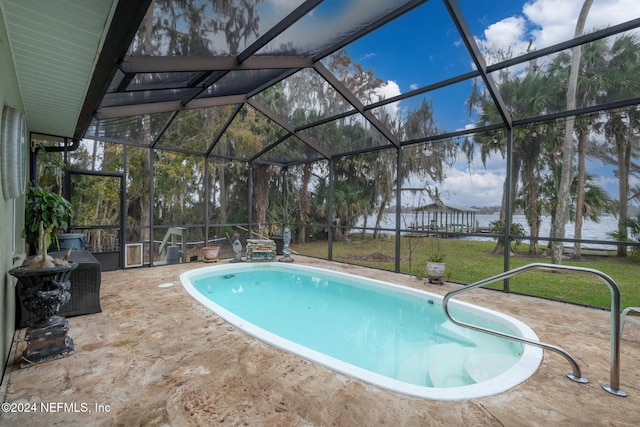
[395, 324, 523, 388]
[396, 342, 459, 385]
[436, 321, 520, 354]
[429, 348, 473, 387]
[434, 322, 477, 347]
[429, 323, 521, 387]
[463, 353, 520, 383]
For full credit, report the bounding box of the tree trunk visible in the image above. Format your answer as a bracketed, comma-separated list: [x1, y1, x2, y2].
[297, 163, 311, 244]
[217, 162, 228, 225]
[551, 0, 593, 264]
[522, 160, 541, 255]
[252, 164, 270, 226]
[616, 123, 630, 257]
[373, 192, 391, 240]
[573, 129, 588, 258]
[494, 154, 521, 254]
[494, 175, 511, 255]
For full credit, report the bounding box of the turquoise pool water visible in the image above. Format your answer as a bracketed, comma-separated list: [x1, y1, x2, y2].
[181, 263, 542, 400]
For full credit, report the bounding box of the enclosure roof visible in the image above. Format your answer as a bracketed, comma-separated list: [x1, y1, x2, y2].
[4, 1, 640, 166]
[414, 203, 479, 213]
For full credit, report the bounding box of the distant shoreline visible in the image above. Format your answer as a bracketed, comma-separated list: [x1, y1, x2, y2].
[355, 213, 621, 248]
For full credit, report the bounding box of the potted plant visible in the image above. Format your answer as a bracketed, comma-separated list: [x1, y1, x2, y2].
[9, 183, 77, 363]
[426, 236, 446, 284]
[23, 183, 74, 265]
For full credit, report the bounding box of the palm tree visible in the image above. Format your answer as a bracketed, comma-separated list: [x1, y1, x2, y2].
[540, 165, 615, 255]
[470, 72, 556, 255]
[546, 35, 608, 258]
[592, 34, 640, 256]
[551, 0, 593, 264]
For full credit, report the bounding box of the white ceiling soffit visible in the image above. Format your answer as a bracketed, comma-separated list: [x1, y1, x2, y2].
[0, 0, 117, 138]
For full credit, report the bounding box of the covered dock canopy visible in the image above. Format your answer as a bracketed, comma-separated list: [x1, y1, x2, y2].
[410, 203, 480, 234]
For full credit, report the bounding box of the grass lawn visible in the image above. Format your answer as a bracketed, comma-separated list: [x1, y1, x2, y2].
[293, 234, 639, 310]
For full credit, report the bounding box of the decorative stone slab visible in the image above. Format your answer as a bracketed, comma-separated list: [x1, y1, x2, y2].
[246, 239, 276, 262]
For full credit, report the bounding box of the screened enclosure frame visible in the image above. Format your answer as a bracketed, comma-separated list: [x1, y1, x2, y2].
[79, 2, 640, 166]
[25, 0, 640, 281]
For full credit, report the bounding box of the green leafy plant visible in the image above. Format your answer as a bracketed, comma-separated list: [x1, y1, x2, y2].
[24, 183, 73, 252]
[609, 214, 640, 258]
[427, 236, 445, 262]
[428, 252, 446, 262]
[489, 219, 526, 252]
[266, 196, 297, 237]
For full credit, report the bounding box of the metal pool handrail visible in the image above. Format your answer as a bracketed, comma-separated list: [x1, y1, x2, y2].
[442, 263, 627, 397]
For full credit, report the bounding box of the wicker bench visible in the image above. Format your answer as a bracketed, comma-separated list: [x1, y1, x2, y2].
[17, 250, 102, 328]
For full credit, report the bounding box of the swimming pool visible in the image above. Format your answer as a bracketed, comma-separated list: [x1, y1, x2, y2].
[180, 263, 542, 400]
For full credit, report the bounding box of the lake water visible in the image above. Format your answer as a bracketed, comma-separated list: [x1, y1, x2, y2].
[356, 213, 621, 248]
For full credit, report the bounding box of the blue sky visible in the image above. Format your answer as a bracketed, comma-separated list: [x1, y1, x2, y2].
[338, 0, 640, 208]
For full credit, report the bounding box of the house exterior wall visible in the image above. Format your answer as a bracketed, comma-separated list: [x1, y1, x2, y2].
[0, 8, 28, 383]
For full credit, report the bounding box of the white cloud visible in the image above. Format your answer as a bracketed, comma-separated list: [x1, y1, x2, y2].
[474, 0, 640, 206]
[480, 16, 529, 54]
[410, 174, 505, 208]
[524, 0, 640, 49]
[435, 167, 505, 207]
[478, 0, 640, 56]
[441, 149, 508, 207]
[377, 80, 401, 98]
[402, 148, 508, 208]
[522, 0, 582, 48]
[346, 80, 401, 131]
[590, 0, 640, 28]
[373, 80, 402, 119]
[424, 140, 506, 207]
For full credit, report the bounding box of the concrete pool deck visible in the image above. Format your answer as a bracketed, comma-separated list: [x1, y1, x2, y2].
[1, 256, 639, 426]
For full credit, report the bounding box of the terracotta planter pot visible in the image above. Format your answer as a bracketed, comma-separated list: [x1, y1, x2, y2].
[202, 246, 220, 262]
